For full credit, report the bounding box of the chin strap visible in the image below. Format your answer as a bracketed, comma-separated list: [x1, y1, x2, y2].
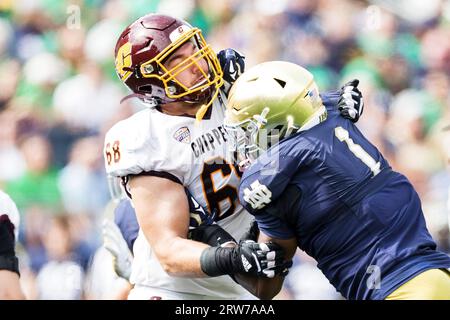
[120, 92, 201, 108]
[195, 85, 222, 122]
[120, 83, 223, 120]
[120, 93, 166, 107]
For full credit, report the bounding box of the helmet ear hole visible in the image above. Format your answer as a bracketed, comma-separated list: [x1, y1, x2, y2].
[138, 85, 153, 93]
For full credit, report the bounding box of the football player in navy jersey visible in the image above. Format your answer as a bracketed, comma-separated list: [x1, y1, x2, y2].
[224, 61, 450, 300]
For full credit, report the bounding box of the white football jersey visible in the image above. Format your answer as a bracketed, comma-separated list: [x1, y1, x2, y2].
[104, 95, 255, 299]
[0, 190, 20, 240]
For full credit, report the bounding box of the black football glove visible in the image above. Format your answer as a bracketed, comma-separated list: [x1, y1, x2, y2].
[0, 214, 19, 275]
[234, 240, 292, 278]
[217, 48, 245, 94]
[200, 238, 292, 278]
[338, 79, 364, 123]
[0, 215, 15, 257]
[189, 223, 236, 247]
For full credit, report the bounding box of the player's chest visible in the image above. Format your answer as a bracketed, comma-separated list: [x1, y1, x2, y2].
[163, 120, 243, 220]
[160, 110, 232, 164]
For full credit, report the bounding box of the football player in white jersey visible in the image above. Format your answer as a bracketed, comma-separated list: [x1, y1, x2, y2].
[106, 13, 288, 300]
[0, 190, 25, 299]
[104, 13, 364, 299]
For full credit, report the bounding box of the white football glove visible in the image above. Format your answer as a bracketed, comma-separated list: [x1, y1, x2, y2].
[338, 79, 364, 123]
[102, 219, 133, 281]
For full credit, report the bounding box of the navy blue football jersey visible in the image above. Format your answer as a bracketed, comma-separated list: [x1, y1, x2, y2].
[239, 91, 450, 300]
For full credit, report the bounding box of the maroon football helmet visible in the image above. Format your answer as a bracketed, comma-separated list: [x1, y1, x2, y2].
[114, 14, 223, 112]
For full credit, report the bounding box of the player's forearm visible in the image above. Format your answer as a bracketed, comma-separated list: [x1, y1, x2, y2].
[234, 274, 284, 300]
[153, 236, 210, 277]
[0, 271, 25, 300]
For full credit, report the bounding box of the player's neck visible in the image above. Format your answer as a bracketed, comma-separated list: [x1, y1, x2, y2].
[159, 101, 201, 117]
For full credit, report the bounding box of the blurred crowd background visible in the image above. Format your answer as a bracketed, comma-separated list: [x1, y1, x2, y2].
[0, 0, 449, 300]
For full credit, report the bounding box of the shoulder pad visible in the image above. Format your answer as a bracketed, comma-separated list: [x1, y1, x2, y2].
[104, 111, 153, 177]
[103, 110, 186, 184]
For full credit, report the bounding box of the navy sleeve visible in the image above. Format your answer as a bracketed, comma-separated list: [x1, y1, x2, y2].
[320, 90, 341, 111]
[243, 182, 303, 240]
[254, 210, 295, 240]
[239, 144, 306, 215]
[114, 199, 139, 251]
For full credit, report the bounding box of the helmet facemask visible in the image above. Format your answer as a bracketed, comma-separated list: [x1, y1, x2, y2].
[115, 15, 225, 118]
[226, 118, 261, 170]
[225, 108, 287, 171]
[139, 27, 223, 115]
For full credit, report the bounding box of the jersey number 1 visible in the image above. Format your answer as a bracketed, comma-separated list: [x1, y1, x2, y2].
[334, 126, 381, 177]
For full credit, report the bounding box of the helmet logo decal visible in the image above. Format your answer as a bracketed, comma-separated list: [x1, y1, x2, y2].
[169, 24, 192, 43]
[115, 42, 133, 81]
[173, 126, 191, 144]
